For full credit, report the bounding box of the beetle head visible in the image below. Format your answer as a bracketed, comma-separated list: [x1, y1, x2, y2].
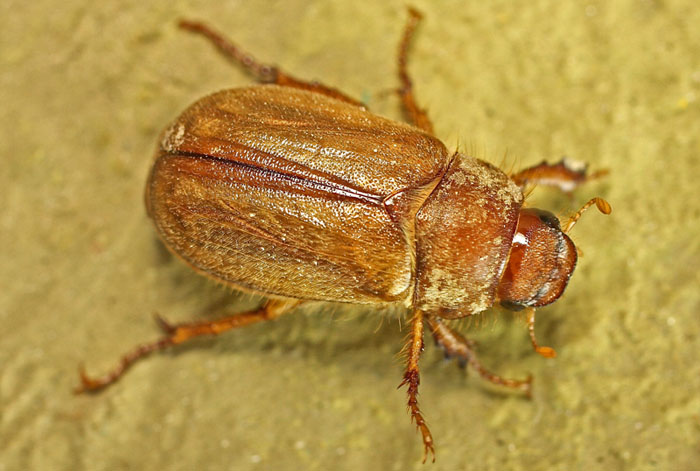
[497, 208, 577, 310]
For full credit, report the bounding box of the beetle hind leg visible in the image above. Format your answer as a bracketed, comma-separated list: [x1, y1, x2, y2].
[426, 316, 532, 395]
[75, 299, 302, 394]
[178, 20, 363, 106]
[397, 8, 434, 134]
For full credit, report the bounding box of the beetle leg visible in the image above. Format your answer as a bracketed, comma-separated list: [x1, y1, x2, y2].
[178, 20, 363, 107]
[397, 8, 434, 134]
[511, 157, 608, 194]
[75, 299, 302, 394]
[426, 316, 532, 394]
[398, 309, 435, 463]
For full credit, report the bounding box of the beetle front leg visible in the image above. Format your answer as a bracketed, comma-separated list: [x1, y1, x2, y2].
[398, 309, 435, 463]
[76, 299, 302, 393]
[178, 20, 363, 107]
[511, 157, 608, 194]
[426, 316, 532, 394]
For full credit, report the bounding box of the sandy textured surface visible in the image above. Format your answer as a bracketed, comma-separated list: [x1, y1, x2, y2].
[2, 1, 699, 470]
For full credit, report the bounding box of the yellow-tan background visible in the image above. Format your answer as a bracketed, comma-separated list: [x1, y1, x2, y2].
[2, 1, 699, 470]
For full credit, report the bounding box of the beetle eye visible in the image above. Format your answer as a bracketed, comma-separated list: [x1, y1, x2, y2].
[533, 209, 561, 230]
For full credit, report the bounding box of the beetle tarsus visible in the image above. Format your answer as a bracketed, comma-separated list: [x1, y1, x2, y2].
[399, 369, 436, 463]
[75, 365, 102, 394]
[178, 19, 363, 106]
[397, 7, 434, 134]
[399, 309, 436, 463]
[75, 300, 302, 394]
[74, 335, 175, 394]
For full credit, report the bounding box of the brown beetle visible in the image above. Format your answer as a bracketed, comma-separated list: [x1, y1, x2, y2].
[77, 9, 610, 462]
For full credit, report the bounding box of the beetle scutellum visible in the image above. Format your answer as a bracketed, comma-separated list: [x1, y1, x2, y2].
[77, 9, 610, 462]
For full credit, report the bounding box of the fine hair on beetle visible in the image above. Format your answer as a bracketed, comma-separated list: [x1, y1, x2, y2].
[76, 8, 610, 463]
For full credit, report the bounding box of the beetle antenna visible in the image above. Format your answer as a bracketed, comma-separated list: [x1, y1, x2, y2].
[563, 197, 612, 234]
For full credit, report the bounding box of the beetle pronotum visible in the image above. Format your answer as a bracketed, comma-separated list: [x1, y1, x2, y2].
[77, 9, 610, 462]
